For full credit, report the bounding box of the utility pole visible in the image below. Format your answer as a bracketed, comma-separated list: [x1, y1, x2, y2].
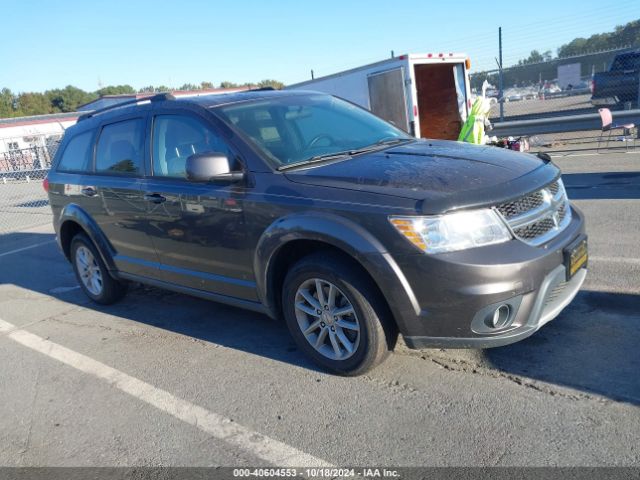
[498, 26, 504, 122]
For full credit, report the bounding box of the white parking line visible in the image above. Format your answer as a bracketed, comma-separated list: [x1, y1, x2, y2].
[590, 256, 640, 266]
[0, 240, 55, 258]
[0, 317, 330, 467]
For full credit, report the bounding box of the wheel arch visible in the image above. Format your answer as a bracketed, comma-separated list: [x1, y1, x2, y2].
[58, 204, 117, 272]
[254, 213, 420, 336]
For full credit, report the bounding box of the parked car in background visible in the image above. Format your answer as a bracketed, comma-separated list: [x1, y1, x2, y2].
[504, 88, 524, 102]
[591, 50, 640, 107]
[45, 90, 587, 375]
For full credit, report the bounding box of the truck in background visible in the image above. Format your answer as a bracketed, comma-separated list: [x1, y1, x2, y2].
[287, 53, 472, 140]
[591, 50, 640, 107]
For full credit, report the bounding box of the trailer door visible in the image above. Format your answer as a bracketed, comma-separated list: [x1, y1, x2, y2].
[453, 63, 469, 121]
[367, 68, 409, 132]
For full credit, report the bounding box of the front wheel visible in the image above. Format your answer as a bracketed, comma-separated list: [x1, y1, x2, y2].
[282, 252, 394, 375]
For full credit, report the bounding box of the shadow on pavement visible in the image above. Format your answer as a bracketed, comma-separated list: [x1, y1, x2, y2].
[563, 171, 640, 200]
[0, 231, 322, 374]
[2, 232, 639, 400]
[483, 289, 640, 405]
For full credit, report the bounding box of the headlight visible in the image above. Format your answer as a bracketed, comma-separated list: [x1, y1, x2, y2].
[389, 209, 512, 254]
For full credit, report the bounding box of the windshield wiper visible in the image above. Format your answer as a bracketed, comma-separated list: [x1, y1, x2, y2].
[277, 138, 414, 171]
[347, 137, 415, 155]
[277, 152, 353, 171]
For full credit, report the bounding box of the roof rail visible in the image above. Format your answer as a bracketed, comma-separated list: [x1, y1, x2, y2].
[77, 92, 176, 122]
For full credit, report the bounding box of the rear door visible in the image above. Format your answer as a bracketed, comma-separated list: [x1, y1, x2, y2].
[90, 111, 160, 277]
[140, 108, 256, 301]
[367, 68, 410, 132]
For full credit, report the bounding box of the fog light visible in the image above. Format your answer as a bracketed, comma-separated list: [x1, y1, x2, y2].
[491, 304, 511, 329]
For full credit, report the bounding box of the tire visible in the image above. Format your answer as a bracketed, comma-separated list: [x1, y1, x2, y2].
[70, 232, 127, 305]
[282, 252, 395, 376]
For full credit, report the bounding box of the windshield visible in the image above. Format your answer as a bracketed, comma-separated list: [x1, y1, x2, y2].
[214, 94, 412, 167]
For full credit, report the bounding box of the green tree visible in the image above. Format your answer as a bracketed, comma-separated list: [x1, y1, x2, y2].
[178, 83, 199, 91]
[255, 79, 285, 90]
[96, 84, 136, 96]
[46, 86, 97, 112]
[200, 81, 214, 89]
[0, 88, 16, 118]
[219, 81, 239, 88]
[16, 92, 52, 116]
[557, 19, 640, 57]
[518, 50, 544, 65]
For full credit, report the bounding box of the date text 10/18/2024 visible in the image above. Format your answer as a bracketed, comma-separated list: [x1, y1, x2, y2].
[232, 468, 400, 478]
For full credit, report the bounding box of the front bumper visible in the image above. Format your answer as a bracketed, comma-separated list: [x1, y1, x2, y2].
[376, 205, 587, 349]
[403, 265, 586, 349]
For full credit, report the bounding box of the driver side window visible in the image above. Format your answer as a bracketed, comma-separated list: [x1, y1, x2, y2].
[152, 114, 232, 178]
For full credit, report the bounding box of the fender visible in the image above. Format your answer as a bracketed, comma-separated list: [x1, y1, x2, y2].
[58, 203, 117, 272]
[254, 212, 421, 333]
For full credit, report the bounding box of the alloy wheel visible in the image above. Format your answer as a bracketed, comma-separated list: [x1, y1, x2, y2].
[294, 278, 361, 360]
[75, 245, 103, 296]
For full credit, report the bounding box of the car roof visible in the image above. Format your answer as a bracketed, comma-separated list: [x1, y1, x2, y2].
[61, 89, 325, 139]
[176, 89, 321, 108]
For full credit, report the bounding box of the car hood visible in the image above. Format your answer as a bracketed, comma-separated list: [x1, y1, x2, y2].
[284, 139, 560, 213]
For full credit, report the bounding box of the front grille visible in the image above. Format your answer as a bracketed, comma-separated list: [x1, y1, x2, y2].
[496, 180, 572, 246]
[498, 192, 545, 219]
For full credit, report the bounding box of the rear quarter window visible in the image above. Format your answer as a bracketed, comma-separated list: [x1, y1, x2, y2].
[56, 131, 94, 172]
[96, 118, 145, 175]
[611, 54, 640, 71]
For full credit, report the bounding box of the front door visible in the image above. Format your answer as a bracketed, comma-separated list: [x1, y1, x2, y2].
[141, 112, 256, 301]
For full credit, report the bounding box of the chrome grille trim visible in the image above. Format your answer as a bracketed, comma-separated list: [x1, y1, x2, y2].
[496, 179, 572, 247]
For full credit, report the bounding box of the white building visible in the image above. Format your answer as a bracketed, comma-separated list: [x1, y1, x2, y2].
[0, 87, 251, 174]
[0, 112, 78, 155]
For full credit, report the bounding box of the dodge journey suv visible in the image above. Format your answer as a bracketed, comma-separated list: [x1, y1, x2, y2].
[46, 90, 587, 375]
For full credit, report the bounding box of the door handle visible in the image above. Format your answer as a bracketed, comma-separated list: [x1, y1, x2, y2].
[81, 186, 97, 197]
[144, 193, 166, 204]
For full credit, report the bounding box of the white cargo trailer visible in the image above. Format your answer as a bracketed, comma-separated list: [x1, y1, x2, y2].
[287, 53, 472, 140]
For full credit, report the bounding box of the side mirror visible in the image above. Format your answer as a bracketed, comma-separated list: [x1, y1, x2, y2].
[185, 152, 244, 183]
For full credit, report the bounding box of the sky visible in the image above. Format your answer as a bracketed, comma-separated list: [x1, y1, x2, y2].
[1, 0, 638, 93]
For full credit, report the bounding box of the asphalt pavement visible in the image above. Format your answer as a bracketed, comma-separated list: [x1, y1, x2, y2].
[0, 151, 638, 468]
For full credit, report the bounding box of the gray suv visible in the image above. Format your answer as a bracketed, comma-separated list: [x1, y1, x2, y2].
[45, 90, 587, 375]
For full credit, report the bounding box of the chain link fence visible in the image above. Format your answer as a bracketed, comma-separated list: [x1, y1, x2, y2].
[469, 47, 640, 153]
[0, 142, 59, 234]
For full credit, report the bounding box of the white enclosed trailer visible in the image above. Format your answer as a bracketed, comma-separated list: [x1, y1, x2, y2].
[287, 53, 472, 140]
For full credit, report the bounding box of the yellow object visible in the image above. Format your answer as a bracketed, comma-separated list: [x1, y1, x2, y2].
[458, 96, 492, 144]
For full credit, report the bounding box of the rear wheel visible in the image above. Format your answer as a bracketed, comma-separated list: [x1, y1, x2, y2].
[70, 233, 127, 305]
[282, 252, 394, 375]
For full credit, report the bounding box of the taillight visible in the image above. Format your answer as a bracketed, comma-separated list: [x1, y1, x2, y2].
[42, 177, 49, 192]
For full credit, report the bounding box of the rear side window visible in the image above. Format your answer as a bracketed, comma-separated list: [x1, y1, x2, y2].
[611, 54, 640, 71]
[96, 119, 145, 175]
[56, 131, 94, 172]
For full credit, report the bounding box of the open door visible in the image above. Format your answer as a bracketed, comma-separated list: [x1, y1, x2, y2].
[367, 68, 409, 132]
[414, 63, 466, 139]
